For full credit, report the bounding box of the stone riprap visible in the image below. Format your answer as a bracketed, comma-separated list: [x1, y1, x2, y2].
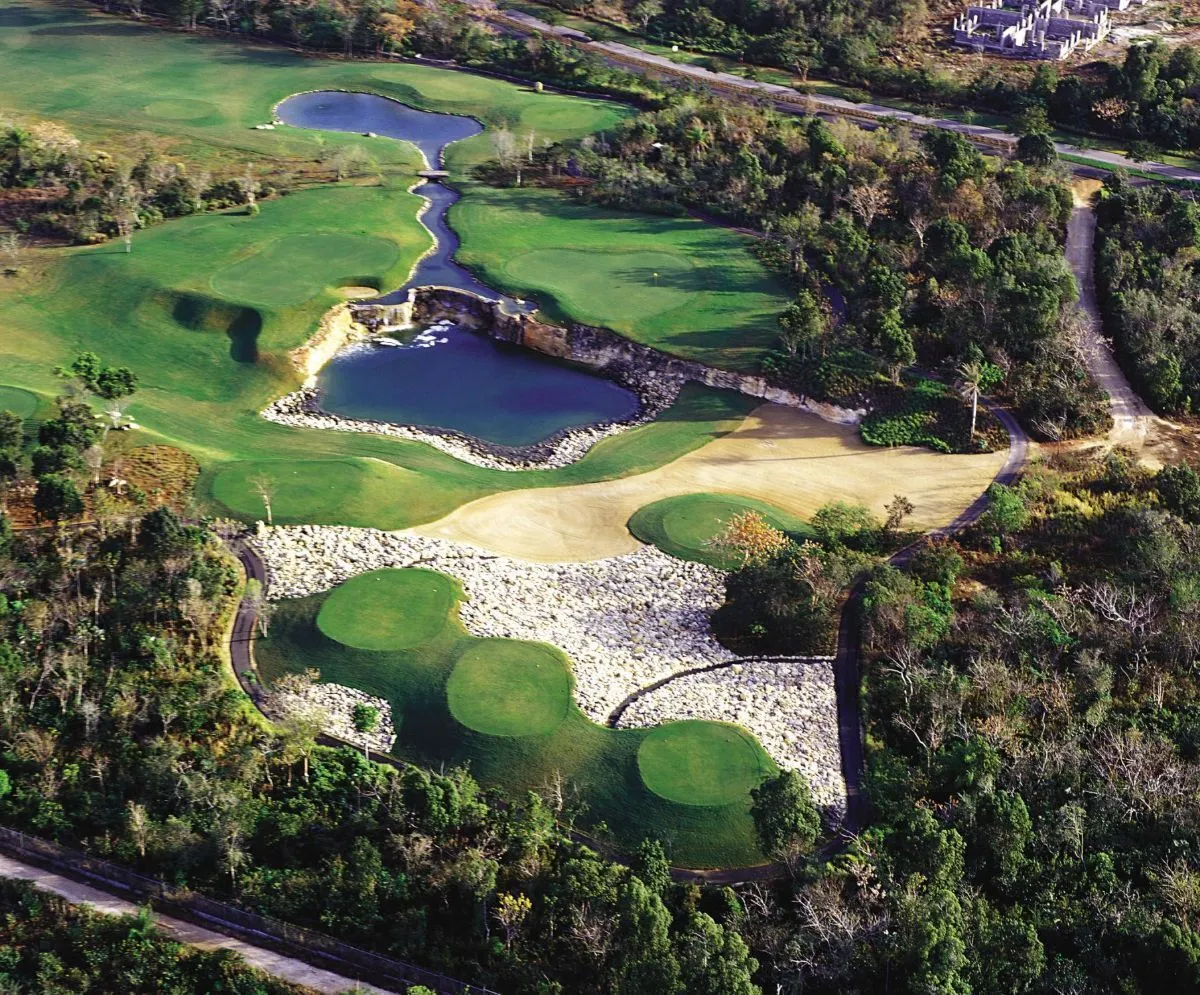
[271, 681, 397, 755]
[252, 524, 734, 720]
[617, 660, 844, 811]
[261, 342, 683, 472]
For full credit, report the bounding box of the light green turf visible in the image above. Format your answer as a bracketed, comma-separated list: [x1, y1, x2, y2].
[627, 492, 815, 569]
[0, 0, 767, 533]
[210, 233, 399, 306]
[637, 720, 777, 807]
[255, 576, 775, 868]
[452, 185, 789, 372]
[0, 386, 41, 421]
[446, 640, 572, 737]
[316, 569, 457, 651]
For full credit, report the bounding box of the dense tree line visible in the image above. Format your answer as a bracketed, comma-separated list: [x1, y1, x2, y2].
[716, 450, 1200, 993]
[521, 99, 1108, 441]
[0, 878, 310, 994]
[1094, 174, 1200, 414]
[0, 122, 270, 248]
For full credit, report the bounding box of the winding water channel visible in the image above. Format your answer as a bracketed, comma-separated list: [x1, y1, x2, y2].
[274, 90, 638, 447]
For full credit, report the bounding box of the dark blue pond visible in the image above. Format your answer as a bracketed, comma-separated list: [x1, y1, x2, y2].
[274, 90, 529, 309]
[317, 325, 639, 448]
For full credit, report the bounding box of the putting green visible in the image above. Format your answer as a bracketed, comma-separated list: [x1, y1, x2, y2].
[503, 249, 694, 325]
[210, 233, 399, 307]
[627, 493, 815, 569]
[316, 569, 458, 651]
[446, 640, 572, 737]
[0, 385, 40, 421]
[637, 720, 776, 806]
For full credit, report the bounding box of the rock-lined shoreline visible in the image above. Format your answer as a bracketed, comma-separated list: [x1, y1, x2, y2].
[617, 660, 844, 811]
[251, 524, 846, 808]
[261, 336, 684, 471]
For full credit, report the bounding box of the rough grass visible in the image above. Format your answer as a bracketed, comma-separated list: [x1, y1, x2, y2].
[627, 492, 814, 568]
[452, 185, 790, 372]
[446, 640, 573, 737]
[637, 721, 777, 807]
[254, 582, 771, 868]
[316, 569, 458, 651]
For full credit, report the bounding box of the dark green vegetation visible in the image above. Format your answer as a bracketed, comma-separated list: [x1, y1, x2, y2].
[1095, 174, 1200, 415]
[627, 492, 812, 568]
[0, 878, 311, 995]
[257, 572, 775, 867]
[0, 506, 761, 994]
[521, 99, 1108, 443]
[637, 722, 776, 807]
[316, 568, 459, 651]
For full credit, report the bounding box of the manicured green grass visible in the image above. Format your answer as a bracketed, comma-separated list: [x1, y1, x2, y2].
[627, 492, 814, 569]
[0, 386, 41, 421]
[446, 640, 572, 737]
[210, 233, 399, 307]
[637, 721, 777, 807]
[453, 186, 789, 372]
[255, 579, 773, 867]
[0, 0, 776, 532]
[316, 569, 458, 651]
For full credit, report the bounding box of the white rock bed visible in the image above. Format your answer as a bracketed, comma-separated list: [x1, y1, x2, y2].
[252, 524, 846, 810]
[253, 524, 733, 720]
[617, 660, 845, 811]
[272, 682, 397, 755]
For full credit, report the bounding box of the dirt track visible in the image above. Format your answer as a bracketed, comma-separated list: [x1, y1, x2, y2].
[414, 403, 1007, 561]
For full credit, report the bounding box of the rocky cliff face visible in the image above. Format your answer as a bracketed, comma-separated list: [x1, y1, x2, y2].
[354, 288, 868, 426]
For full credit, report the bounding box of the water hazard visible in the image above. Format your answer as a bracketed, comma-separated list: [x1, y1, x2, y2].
[317, 323, 639, 448]
[277, 90, 639, 447]
[274, 90, 524, 307]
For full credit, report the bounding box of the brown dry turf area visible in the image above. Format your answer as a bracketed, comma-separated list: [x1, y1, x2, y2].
[415, 403, 1009, 561]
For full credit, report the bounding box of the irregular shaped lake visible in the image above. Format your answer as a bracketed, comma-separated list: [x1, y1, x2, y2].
[318, 325, 639, 449]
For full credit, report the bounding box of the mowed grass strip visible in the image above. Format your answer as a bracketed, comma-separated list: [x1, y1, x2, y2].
[254, 576, 775, 868]
[627, 492, 815, 569]
[446, 640, 572, 737]
[316, 568, 458, 651]
[637, 720, 778, 807]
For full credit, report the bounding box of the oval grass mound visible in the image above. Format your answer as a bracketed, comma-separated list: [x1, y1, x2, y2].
[502, 248, 695, 327]
[627, 493, 814, 569]
[447, 640, 572, 738]
[0, 385, 40, 420]
[211, 233, 399, 307]
[637, 720, 776, 807]
[316, 568, 458, 651]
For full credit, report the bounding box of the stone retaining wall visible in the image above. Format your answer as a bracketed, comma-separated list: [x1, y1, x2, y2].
[354, 288, 869, 426]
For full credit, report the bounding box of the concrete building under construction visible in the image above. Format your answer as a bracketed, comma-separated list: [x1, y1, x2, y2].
[952, 0, 1142, 59]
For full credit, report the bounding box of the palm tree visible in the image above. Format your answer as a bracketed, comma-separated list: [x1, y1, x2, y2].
[957, 359, 986, 440]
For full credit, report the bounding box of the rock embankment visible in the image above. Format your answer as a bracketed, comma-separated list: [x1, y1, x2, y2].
[253, 524, 733, 719]
[618, 660, 844, 811]
[270, 680, 397, 755]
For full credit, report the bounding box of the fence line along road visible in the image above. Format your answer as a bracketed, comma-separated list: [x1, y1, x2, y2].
[478, 5, 1200, 186]
[0, 825, 497, 995]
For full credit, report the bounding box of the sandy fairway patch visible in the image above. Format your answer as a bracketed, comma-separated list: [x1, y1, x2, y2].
[414, 403, 1008, 561]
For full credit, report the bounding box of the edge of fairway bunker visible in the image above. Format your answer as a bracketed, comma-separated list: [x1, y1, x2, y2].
[413, 402, 1009, 562]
